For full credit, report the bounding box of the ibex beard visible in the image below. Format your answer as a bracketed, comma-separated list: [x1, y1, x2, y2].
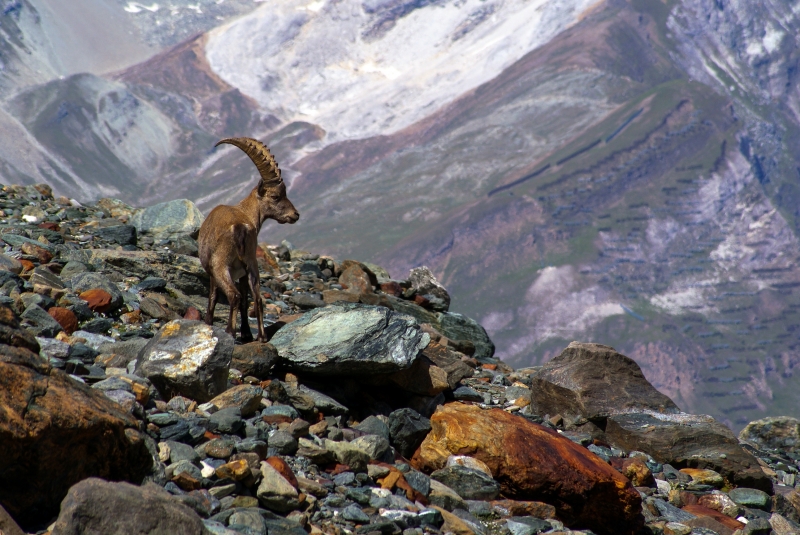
[198, 137, 299, 342]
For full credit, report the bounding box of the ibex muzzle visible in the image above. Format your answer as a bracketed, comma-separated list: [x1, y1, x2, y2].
[198, 137, 299, 342]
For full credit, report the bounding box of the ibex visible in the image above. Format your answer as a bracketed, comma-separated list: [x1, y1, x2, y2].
[198, 137, 299, 342]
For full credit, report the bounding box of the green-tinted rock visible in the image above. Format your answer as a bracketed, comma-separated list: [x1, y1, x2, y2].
[728, 487, 771, 510]
[271, 303, 429, 375]
[130, 199, 204, 239]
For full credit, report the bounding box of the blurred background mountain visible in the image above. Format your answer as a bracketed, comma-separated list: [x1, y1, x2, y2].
[3, 0, 800, 430]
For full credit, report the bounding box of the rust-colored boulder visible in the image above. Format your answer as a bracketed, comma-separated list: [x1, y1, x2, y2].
[412, 403, 643, 535]
[79, 288, 113, 313]
[339, 263, 374, 294]
[48, 307, 78, 335]
[0, 306, 151, 529]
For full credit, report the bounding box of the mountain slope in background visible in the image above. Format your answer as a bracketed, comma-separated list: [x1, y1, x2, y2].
[2, 0, 800, 429]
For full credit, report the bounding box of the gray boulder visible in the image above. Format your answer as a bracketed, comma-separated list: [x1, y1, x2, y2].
[21, 305, 62, 338]
[271, 303, 429, 375]
[136, 320, 234, 403]
[50, 478, 209, 535]
[408, 266, 450, 311]
[388, 408, 431, 458]
[438, 312, 494, 360]
[130, 199, 204, 240]
[739, 416, 800, 454]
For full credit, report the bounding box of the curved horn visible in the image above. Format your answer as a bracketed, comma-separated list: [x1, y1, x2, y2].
[215, 137, 282, 186]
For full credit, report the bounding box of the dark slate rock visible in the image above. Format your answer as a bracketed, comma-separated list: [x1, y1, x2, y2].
[354, 415, 390, 439]
[342, 504, 370, 523]
[438, 312, 494, 360]
[133, 277, 168, 292]
[388, 408, 431, 458]
[21, 304, 62, 337]
[208, 407, 244, 435]
[430, 465, 500, 501]
[270, 303, 429, 375]
[299, 261, 324, 278]
[81, 318, 112, 334]
[149, 413, 181, 426]
[268, 430, 298, 455]
[166, 441, 200, 464]
[334, 472, 356, 487]
[404, 470, 431, 496]
[20, 292, 55, 311]
[50, 478, 207, 535]
[261, 405, 300, 421]
[70, 343, 98, 364]
[159, 420, 191, 442]
[653, 499, 696, 523]
[1, 233, 54, 252]
[59, 262, 90, 281]
[94, 225, 137, 246]
[136, 320, 234, 403]
[452, 386, 483, 402]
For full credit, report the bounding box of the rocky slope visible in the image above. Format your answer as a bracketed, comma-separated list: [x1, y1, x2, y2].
[1, 185, 800, 535]
[3, 0, 800, 431]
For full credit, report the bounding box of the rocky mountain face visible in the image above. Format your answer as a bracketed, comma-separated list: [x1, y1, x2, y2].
[2, 184, 800, 535]
[2, 0, 800, 431]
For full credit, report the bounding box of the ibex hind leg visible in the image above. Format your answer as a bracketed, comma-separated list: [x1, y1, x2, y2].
[247, 267, 265, 342]
[238, 276, 254, 343]
[216, 271, 240, 337]
[205, 277, 218, 325]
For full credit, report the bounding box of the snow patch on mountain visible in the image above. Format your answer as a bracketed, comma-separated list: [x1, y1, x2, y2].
[205, 0, 600, 144]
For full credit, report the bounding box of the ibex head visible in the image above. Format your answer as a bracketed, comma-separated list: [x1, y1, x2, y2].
[215, 137, 300, 225]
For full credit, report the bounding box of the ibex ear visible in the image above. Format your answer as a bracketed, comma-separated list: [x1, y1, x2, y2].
[257, 176, 282, 197]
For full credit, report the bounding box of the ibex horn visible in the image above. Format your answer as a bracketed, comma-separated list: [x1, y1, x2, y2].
[215, 137, 282, 187]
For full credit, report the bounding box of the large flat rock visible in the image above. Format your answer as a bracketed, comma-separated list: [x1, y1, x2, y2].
[64, 249, 208, 296]
[605, 412, 773, 492]
[271, 303, 430, 375]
